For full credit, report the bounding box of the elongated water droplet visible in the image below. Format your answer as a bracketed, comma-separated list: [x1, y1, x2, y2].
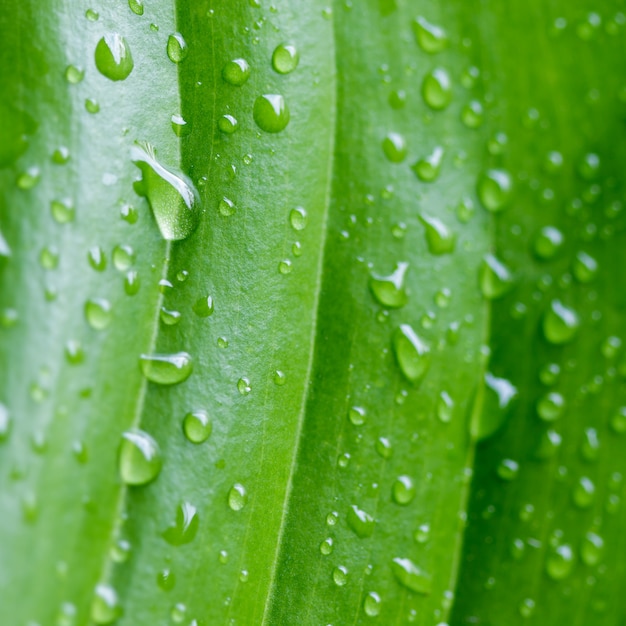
[412, 146, 443, 182]
[392, 475, 415, 505]
[393, 324, 430, 384]
[369, 262, 408, 308]
[422, 68, 452, 110]
[228, 483, 247, 511]
[85, 298, 112, 330]
[347, 504, 375, 538]
[419, 215, 455, 255]
[543, 300, 579, 344]
[333, 565, 348, 586]
[535, 428, 562, 459]
[253, 94, 290, 133]
[140, 352, 193, 385]
[192, 296, 214, 317]
[163, 501, 199, 545]
[391, 557, 432, 594]
[0, 230, 10, 258]
[272, 43, 299, 74]
[118, 429, 162, 486]
[479, 254, 514, 299]
[477, 169, 513, 212]
[183, 410, 212, 443]
[217, 114, 238, 134]
[471, 373, 518, 441]
[167, 33, 188, 63]
[580, 531, 604, 566]
[546, 544, 574, 580]
[412, 16, 448, 52]
[132, 142, 199, 241]
[534, 226, 564, 259]
[363, 592, 381, 617]
[572, 251, 598, 283]
[0, 403, 11, 441]
[573, 476, 595, 508]
[382, 132, 407, 163]
[222, 58, 250, 86]
[91, 584, 121, 624]
[95, 34, 134, 81]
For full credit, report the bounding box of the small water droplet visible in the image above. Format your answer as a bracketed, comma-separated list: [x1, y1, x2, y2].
[228, 483, 247, 511]
[16, 166, 40, 189]
[192, 295, 214, 317]
[546, 544, 574, 580]
[363, 591, 381, 617]
[412, 146, 443, 181]
[477, 169, 513, 212]
[95, 34, 134, 81]
[412, 16, 448, 53]
[581, 428, 600, 461]
[132, 142, 200, 241]
[414, 524, 430, 543]
[222, 58, 251, 86]
[573, 476, 595, 508]
[319, 537, 334, 555]
[348, 406, 366, 426]
[572, 251, 598, 283]
[129, 0, 144, 15]
[167, 33, 188, 63]
[90, 584, 121, 624]
[580, 531, 604, 566]
[118, 429, 162, 486]
[376, 437, 392, 459]
[347, 504, 375, 538]
[369, 262, 408, 308]
[333, 565, 348, 586]
[217, 114, 238, 134]
[238, 377, 252, 395]
[163, 501, 199, 545]
[536, 429, 562, 459]
[497, 458, 519, 481]
[543, 300, 579, 344]
[253, 94, 290, 133]
[157, 568, 176, 591]
[391, 557, 432, 594]
[65, 65, 84, 84]
[183, 410, 212, 443]
[161, 307, 181, 326]
[170, 603, 187, 624]
[140, 352, 193, 385]
[112, 244, 134, 270]
[534, 226, 564, 259]
[85, 299, 112, 330]
[419, 215, 455, 255]
[392, 324, 430, 385]
[610, 407, 626, 433]
[171, 114, 191, 137]
[437, 391, 454, 423]
[537, 391, 565, 421]
[461, 100, 484, 128]
[479, 254, 514, 299]
[472, 373, 518, 441]
[124, 270, 141, 295]
[382, 132, 407, 163]
[422, 68, 452, 110]
[392, 475, 415, 505]
[272, 43, 299, 74]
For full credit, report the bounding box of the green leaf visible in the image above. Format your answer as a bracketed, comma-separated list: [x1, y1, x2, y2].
[0, 1, 624, 626]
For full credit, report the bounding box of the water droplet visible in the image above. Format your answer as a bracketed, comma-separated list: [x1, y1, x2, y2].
[272, 43, 299, 74]
[157, 568, 176, 591]
[535, 429, 562, 459]
[319, 537, 334, 555]
[461, 100, 484, 128]
[546, 544, 574, 580]
[65, 65, 84, 84]
[573, 476, 595, 508]
[167, 33, 188, 63]
[581, 428, 600, 461]
[479, 254, 514, 299]
[534, 226, 564, 259]
[610, 407, 626, 433]
[140, 352, 193, 385]
[348, 406, 366, 426]
[118, 429, 162, 486]
[578, 152, 601, 180]
[537, 391, 565, 421]
[412, 16, 448, 53]
[217, 114, 238, 134]
[363, 591, 381, 617]
[543, 299, 579, 344]
[65, 339, 84, 365]
[391, 557, 432, 594]
[414, 524, 430, 543]
[392, 475, 415, 505]
[183, 410, 212, 443]
[572, 251, 598, 283]
[131, 142, 200, 241]
[40, 246, 59, 270]
[49, 199, 75, 224]
[419, 215, 455, 255]
[85, 8, 99, 21]
[392, 324, 430, 385]
[382, 132, 407, 163]
[160, 306, 181, 325]
[95, 34, 134, 81]
[273, 370, 286, 386]
[112, 244, 134, 270]
[124, 271, 140, 295]
[519, 598, 536, 618]
[472, 373, 518, 441]
[422, 68, 452, 110]
[222, 58, 250, 86]
[253, 94, 290, 133]
[477, 169, 512, 212]
[171, 603, 187, 623]
[497, 458, 519, 481]
[437, 391, 454, 423]
[228, 483, 247, 511]
[171, 114, 191, 137]
[110, 539, 131, 563]
[580, 531, 604, 566]
[90, 584, 121, 624]
[347, 505, 375, 538]
[163, 501, 199, 545]
[129, 0, 144, 15]
[192, 295, 214, 317]
[85, 98, 100, 114]
[369, 262, 408, 308]
[376, 437, 392, 459]
[333, 565, 348, 586]
[0, 403, 11, 441]
[16, 166, 40, 189]
[412, 146, 444, 181]
[85, 299, 112, 330]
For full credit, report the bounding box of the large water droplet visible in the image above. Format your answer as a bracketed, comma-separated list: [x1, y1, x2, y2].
[477, 169, 513, 212]
[167, 33, 188, 63]
[163, 501, 199, 545]
[0, 403, 11, 441]
[422, 68, 452, 110]
[392, 324, 430, 384]
[131, 142, 200, 241]
[412, 16, 448, 53]
[392, 475, 415, 505]
[419, 215, 455, 254]
[222, 58, 250, 86]
[347, 504, 375, 538]
[253, 94, 290, 133]
[391, 557, 432, 594]
[118, 429, 162, 486]
[228, 483, 247, 511]
[183, 410, 212, 443]
[580, 531, 604, 566]
[95, 34, 134, 81]
[472, 373, 518, 441]
[412, 146, 443, 182]
[546, 544, 574, 580]
[272, 43, 299, 74]
[85, 298, 112, 330]
[382, 132, 407, 163]
[479, 254, 514, 299]
[139, 352, 193, 385]
[363, 592, 381, 617]
[543, 300, 579, 344]
[369, 262, 408, 308]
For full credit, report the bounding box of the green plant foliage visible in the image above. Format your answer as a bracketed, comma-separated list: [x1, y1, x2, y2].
[0, 1, 624, 625]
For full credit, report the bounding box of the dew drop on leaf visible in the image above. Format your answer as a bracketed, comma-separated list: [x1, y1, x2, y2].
[85, 298, 112, 330]
[572, 476, 595, 508]
[348, 406, 366, 426]
[543, 299, 579, 344]
[163, 501, 199, 545]
[333, 565, 348, 586]
[412, 16, 448, 53]
[363, 591, 381, 616]
[131, 142, 200, 241]
[171, 114, 191, 137]
[572, 251, 598, 283]
[228, 483, 247, 511]
[183, 410, 212, 443]
[382, 132, 407, 163]
[422, 68, 452, 110]
[253, 94, 290, 133]
[192, 295, 214, 317]
[16, 166, 40, 190]
[166, 32, 188, 63]
[157, 567, 176, 591]
[95, 34, 134, 81]
[347, 504, 375, 538]
[461, 100, 484, 128]
[128, 0, 144, 15]
[392, 324, 431, 385]
[139, 352, 193, 385]
[319, 537, 334, 555]
[497, 458, 519, 481]
[118, 429, 162, 486]
[272, 43, 299, 74]
[419, 215, 455, 255]
[217, 114, 238, 134]
[477, 169, 512, 212]
[222, 58, 251, 86]
[580, 531, 604, 566]
[479, 254, 514, 299]
[537, 391, 565, 421]
[546, 544, 574, 580]
[471, 372, 518, 441]
[412, 146, 443, 181]
[369, 262, 408, 308]
[392, 475, 415, 505]
[112, 245, 134, 270]
[90, 584, 122, 624]
[391, 557, 432, 594]
[534, 226, 564, 259]
[65, 65, 84, 84]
